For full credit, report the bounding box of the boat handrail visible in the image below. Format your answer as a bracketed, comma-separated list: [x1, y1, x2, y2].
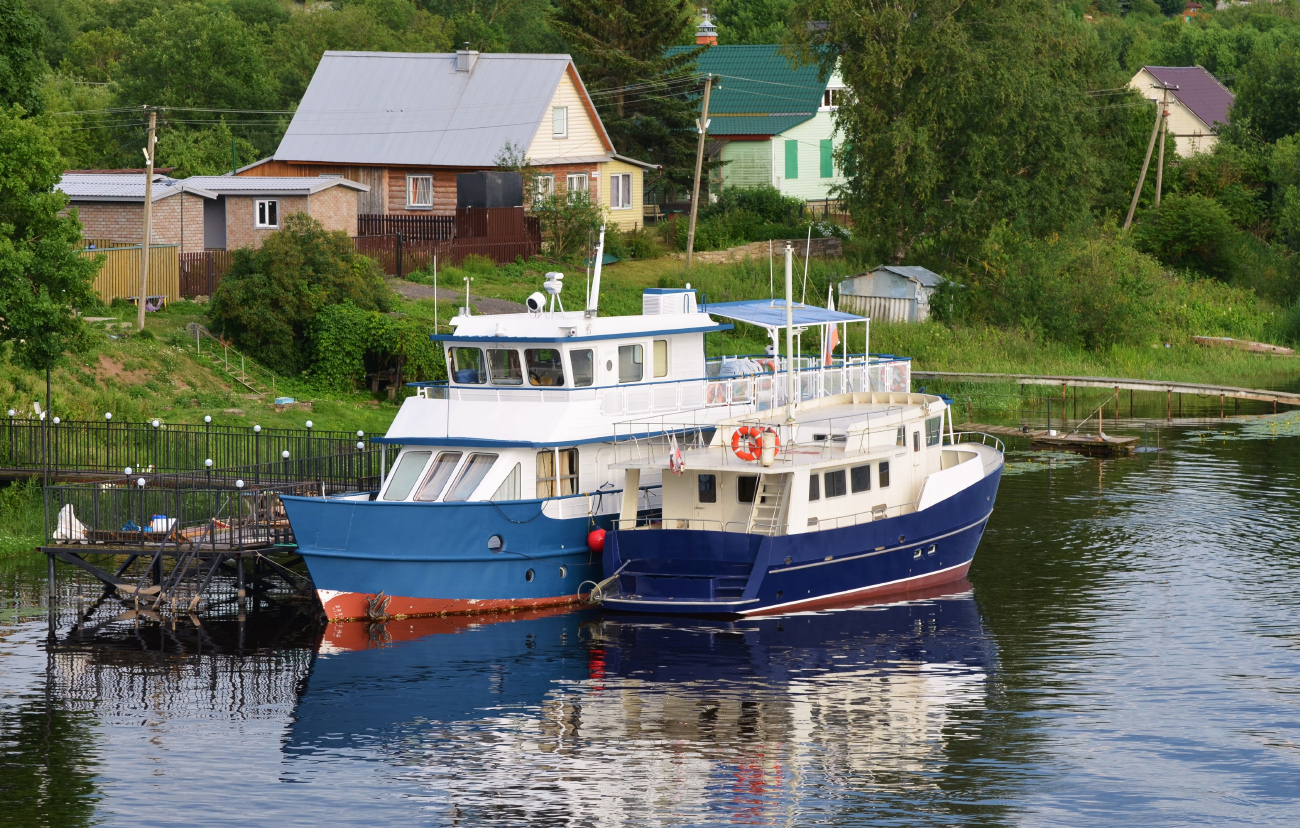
[945, 431, 1006, 454]
[612, 499, 920, 534]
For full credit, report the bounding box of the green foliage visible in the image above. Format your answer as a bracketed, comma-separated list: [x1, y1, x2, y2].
[0, 0, 45, 114]
[1133, 194, 1238, 279]
[532, 191, 607, 259]
[703, 185, 809, 224]
[0, 107, 98, 372]
[710, 0, 794, 45]
[155, 121, 260, 178]
[656, 187, 839, 252]
[209, 214, 392, 374]
[0, 480, 43, 557]
[309, 302, 444, 391]
[604, 226, 665, 260]
[1233, 27, 1300, 143]
[58, 27, 131, 83]
[550, 0, 703, 190]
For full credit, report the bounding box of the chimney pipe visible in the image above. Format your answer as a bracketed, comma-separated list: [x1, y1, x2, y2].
[696, 9, 717, 45]
[456, 49, 479, 72]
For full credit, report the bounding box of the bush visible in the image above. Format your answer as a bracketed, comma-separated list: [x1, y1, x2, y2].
[532, 191, 605, 259]
[604, 227, 664, 260]
[209, 214, 390, 374]
[703, 185, 809, 225]
[1133, 194, 1238, 280]
[309, 302, 444, 391]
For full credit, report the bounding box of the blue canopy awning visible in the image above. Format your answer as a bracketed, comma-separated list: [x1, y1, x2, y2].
[705, 300, 866, 330]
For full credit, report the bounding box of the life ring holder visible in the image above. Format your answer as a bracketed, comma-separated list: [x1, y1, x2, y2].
[731, 426, 780, 462]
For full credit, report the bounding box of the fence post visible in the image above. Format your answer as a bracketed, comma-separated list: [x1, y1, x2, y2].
[207, 251, 214, 295]
[396, 232, 404, 279]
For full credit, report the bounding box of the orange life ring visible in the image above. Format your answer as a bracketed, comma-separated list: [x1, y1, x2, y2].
[731, 426, 780, 462]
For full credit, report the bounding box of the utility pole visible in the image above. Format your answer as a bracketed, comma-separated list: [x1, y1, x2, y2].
[685, 74, 714, 269]
[137, 107, 157, 334]
[1124, 83, 1174, 230]
[1155, 86, 1170, 209]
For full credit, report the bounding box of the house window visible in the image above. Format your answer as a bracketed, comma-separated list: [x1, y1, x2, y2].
[610, 173, 632, 209]
[618, 343, 643, 383]
[535, 174, 555, 200]
[785, 140, 799, 180]
[255, 199, 279, 229]
[553, 106, 568, 138]
[653, 339, 668, 378]
[536, 448, 578, 498]
[821, 88, 845, 109]
[566, 173, 588, 195]
[407, 174, 433, 209]
[820, 140, 834, 178]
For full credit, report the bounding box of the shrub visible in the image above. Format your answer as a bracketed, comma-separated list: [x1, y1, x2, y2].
[703, 185, 809, 225]
[309, 302, 444, 391]
[532, 191, 605, 259]
[1132, 194, 1238, 280]
[208, 214, 391, 374]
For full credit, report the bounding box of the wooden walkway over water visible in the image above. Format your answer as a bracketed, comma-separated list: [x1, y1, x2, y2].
[913, 372, 1300, 407]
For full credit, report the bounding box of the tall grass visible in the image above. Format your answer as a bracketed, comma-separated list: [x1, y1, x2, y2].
[0, 481, 45, 558]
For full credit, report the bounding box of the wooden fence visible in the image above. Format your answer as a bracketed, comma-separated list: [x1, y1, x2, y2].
[354, 235, 540, 277]
[357, 213, 455, 241]
[179, 250, 235, 298]
[81, 245, 180, 304]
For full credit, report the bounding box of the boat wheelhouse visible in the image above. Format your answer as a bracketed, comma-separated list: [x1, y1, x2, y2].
[598, 392, 1005, 615]
[281, 244, 915, 621]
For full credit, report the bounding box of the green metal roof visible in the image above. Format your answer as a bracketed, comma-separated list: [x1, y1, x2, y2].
[667, 45, 827, 137]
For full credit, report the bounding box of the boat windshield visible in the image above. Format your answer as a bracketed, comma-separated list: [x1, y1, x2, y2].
[450, 348, 485, 384]
[526, 348, 565, 386]
[488, 349, 523, 385]
[382, 451, 431, 501]
[444, 453, 499, 501]
[413, 451, 462, 501]
[570, 349, 594, 387]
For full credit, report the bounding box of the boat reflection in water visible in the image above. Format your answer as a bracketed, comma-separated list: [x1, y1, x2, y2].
[289, 581, 994, 823]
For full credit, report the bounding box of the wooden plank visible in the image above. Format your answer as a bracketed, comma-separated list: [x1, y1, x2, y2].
[914, 371, 1300, 406]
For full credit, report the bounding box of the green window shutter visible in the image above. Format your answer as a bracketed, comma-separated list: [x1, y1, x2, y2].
[820, 139, 833, 178]
[785, 140, 799, 180]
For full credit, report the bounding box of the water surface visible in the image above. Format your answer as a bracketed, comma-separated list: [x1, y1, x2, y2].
[3, 415, 1300, 826]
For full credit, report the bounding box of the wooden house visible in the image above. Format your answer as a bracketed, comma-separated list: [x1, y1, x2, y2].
[1129, 65, 1233, 157]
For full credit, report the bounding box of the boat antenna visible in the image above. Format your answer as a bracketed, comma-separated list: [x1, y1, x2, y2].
[785, 242, 796, 421]
[769, 239, 774, 304]
[586, 222, 607, 317]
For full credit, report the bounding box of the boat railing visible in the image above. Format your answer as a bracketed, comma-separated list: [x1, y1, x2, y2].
[613, 498, 920, 534]
[807, 500, 919, 532]
[945, 431, 1005, 454]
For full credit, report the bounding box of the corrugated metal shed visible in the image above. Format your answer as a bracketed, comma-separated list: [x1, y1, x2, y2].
[1143, 65, 1233, 129]
[273, 51, 598, 167]
[838, 266, 947, 323]
[183, 176, 368, 195]
[665, 45, 826, 137]
[57, 174, 213, 202]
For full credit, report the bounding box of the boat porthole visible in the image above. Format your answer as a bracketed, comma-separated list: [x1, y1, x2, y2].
[927, 545, 936, 556]
[525, 568, 535, 582]
[488, 534, 504, 553]
[606, 360, 614, 371]
[899, 535, 906, 542]
[783, 556, 791, 565]
[913, 548, 922, 559]
[559, 565, 567, 578]
[775, 591, 784, 599]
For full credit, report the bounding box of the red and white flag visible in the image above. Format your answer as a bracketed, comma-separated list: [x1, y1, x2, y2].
[669, 433, 685, 475]
[823, 287, 840, 366]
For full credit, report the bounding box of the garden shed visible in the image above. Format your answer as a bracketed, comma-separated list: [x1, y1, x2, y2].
[837, 266, 946, 323]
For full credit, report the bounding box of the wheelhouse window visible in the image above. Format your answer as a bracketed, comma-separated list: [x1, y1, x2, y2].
[525, 348, 565, 386]
[697, 473, 717, 504]
[618, 344, 643, 383]
[407, 174, 433, 209]
[413, 451, 462, 502]
[536, 448, 578, 498]
[450, 347, 486, 384]
[879, 461, 891, 488]
[851, 464, 871, 493]
[552, 106, 568, 138]
[737, 475, 758, 504]
[570, 349, 594, 387]
[653, 339, 668, 378]
[808, 474, 820, 502]
[255, 199, 279, 229]
[488, 349, 523, 385]
[383, 450, 431, 501]
[926, 416, 942, 447]
[610, 173, 632, 209]
[825, 469, 847, 498]
[444, 453, 499, 501]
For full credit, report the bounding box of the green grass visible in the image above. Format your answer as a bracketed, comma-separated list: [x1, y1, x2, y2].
[0, 481, 44, 558]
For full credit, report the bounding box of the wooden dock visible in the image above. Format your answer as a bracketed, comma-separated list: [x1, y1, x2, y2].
[914, 372, 1300, 408]
[959, 422, 1140, 456]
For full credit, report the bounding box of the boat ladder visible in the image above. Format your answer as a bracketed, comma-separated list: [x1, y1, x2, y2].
[746, 472, 790, 536]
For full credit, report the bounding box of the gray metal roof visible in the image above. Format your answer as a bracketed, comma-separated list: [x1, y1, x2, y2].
[873, 265, 946, 288]
[183, 176, 368, 195]
[57, 173, 214, 202]
[274, 51, 610, 167]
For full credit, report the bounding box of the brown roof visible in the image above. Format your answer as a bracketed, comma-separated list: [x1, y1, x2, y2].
[1143, 66, 1234, 129]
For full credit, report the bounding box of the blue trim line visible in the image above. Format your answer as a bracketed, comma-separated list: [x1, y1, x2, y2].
[642, 288, 697, 294]
[371, 427, 710, 448]
[428, 323, 732, 343]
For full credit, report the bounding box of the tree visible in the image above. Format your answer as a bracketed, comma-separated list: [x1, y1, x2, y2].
[1133, 193, 1238, 279]
[550, 0, 702, 189]
[0, 107, 98, 374]
[155, 121, 259, 178]
[209, 214, 392, 375]
[1233, 30, 1300, 143]
[0, 0, 45, 114]
[710, 0, 793, 45]
[789, 0, 1124, 262]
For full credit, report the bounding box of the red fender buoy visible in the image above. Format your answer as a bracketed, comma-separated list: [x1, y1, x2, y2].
[587, 528, 606, 553]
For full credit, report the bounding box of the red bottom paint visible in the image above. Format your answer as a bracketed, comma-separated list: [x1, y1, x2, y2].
[318, 589, 590, 623]
[743, 561, 972, 616]
[320, 603, 580, 651]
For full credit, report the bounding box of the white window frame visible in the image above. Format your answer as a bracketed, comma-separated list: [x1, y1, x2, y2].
[610, 172, 632, 209]
[406, 174, 434, 209]
[566, 173, 588, 193]
[820, 86, 846, 111]
[254, 199, 279, 229]
[553, 106, 568, 138]
[535, 174, 555, 200]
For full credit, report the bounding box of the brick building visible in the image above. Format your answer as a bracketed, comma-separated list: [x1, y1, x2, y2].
[58, 172, 368, 252]
[236, 50, 658, 230]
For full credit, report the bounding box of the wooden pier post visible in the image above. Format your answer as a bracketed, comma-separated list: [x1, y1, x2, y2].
[1179, 392, 1183, 418]
[1130, 388, 1134, 418]
[1167, 389, 1172, 420]
[1220, 394, 1224, 419]
[47, 551, 55, 599]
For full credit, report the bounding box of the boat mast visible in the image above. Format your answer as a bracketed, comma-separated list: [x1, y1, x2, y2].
[785, 242, 796, 418]
[587, 223, 607, 317]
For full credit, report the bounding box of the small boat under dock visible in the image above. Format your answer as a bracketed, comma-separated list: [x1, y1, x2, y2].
[958, 422, 1139, 456]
